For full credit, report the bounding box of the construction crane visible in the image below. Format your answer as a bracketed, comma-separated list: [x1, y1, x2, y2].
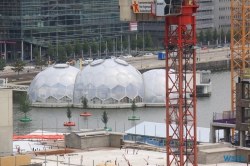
[230, 1, 250, 111]
[119, 0, 198, 165]
[151, 0, 198, 165]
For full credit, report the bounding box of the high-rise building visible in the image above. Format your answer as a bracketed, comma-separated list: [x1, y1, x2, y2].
[0, 0, 130, 61]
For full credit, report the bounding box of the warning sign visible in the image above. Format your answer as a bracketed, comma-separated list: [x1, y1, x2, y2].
[132, 0, 153, 13]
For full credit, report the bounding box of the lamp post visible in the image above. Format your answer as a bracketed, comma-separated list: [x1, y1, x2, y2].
[143, 23, 145, 53]
[56, 29, 58, 57]
[105, 39, 107, 58]
[99, 26, 102, 57]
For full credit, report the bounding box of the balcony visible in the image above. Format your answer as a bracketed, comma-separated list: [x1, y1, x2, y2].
[213, 110, 236, 124]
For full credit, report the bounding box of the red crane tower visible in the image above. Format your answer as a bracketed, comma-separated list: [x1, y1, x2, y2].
[152, 0, 199, 165]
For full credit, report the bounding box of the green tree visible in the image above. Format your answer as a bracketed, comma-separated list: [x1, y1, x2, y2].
[82, 97, 88, 111]
[65, 41, 73, 57]
[131, 35, 137, 50]
[66, 106, 72, 122]
[145, 32, 153, 48]
[123, 36, 129, 50]
[57, 43, 67, 63]
[34, 55, 46, 71]
[131, 99, 137, 116]
[82, 39, 90, 56]
[101, 110, 109, 128]
[137, 34, 143, 50]
[213, 28, 219, 43]
[11, 59, 26, 79]
[101, 38, 106, 54]
[0, 58, 6, 70]
[107, 38, 113, 52]
[198, 29, 204, 43]
[33, 45, 39, 58]
[227, 29, 231, 43]
[220, 28, 225, 44]
[47, 41, 54, 59]
[205, 28, 212, 42]
[18, 93, 32, 119]
[91, 39, 98, 54]
[117, 37, 121, 51]
[74, 39, 82, 56]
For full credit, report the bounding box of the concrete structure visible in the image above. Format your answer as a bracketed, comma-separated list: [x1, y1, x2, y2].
[235, 79, 250, 147]
[0, 89, 13, 157]
[65, 129, 125, 149]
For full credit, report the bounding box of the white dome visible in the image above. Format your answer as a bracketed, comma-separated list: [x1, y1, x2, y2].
[73, 59, 144, 106]
[28, 64, 80, 104]
[143, 69, 176, 104]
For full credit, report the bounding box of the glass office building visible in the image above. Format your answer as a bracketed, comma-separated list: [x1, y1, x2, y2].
[0, 0, 130, 61]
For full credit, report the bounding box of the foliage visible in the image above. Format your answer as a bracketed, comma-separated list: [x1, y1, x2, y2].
[91, 39, 98, 54]
[131, 35, 137, 50]
[82, 97, 88, 110]
[66, 106, 72, 122]
[107, 38, 113, 52]
[11, 59, 26, 78]
[47, 41, 54, 59]
[65, 41, 73, 57]
[226, 29, 231, 42]
[145, 32, 153, 48]
[220, 28, 225, 43]
[82, 39, 90, 55]
[74, 39, 82, 56]
[123, 36, 129, 49]
[213, 28, 219, 42]
[33, 45, 39, 58]
[198, 29, 204, 42]
[101, 110, 109, 127]
[205, 28, 212, 42]
[137, 34, 143, 50]
[117, 37, 121, 51]
[131, 99, 137, 116]
[57, 42, 68, 63]
[18, 93, 32, 118]
[100, 38, 106, 54]
[0, 58, 6, 70]
[34, 55, 46, 71]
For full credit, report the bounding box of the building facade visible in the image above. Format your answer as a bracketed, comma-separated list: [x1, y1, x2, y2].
[137, 0, 231, 46]
[0, 0, 130, 61]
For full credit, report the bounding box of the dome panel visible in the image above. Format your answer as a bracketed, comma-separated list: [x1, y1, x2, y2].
[116, 73, 130, 87]
[126, 84, 137, 99]
[111, 85, 125, 100]
[105, 76, 118, 89]
[103, 67, 119, 77]
[45, 73, 59, 86]
[97, 85, 111, 100]
[59, 74, 75, 86]
[92, 73, 105, 87]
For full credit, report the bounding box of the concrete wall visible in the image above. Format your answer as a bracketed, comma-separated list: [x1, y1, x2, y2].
[236, 148, 250, 163]
[109, 134, 123, 147]
[0, 89, 13, 157]
[81, 135, 110, 149]
[197, 143, 235, 164]
[199, 148, 235, 164]
[65, 133, 81, 149]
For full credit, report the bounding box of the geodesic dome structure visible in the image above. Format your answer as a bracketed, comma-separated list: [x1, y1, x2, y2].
[73, 59, 144, 106]
[143, 69, 176, 104]
[28, 64, 80, 104]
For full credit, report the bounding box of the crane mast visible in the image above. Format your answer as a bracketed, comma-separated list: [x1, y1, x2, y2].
[230, 0, 250, 111]
[152, 0, 198, 165]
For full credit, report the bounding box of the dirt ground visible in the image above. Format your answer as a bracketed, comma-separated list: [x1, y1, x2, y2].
[0, 70, 39, 84]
